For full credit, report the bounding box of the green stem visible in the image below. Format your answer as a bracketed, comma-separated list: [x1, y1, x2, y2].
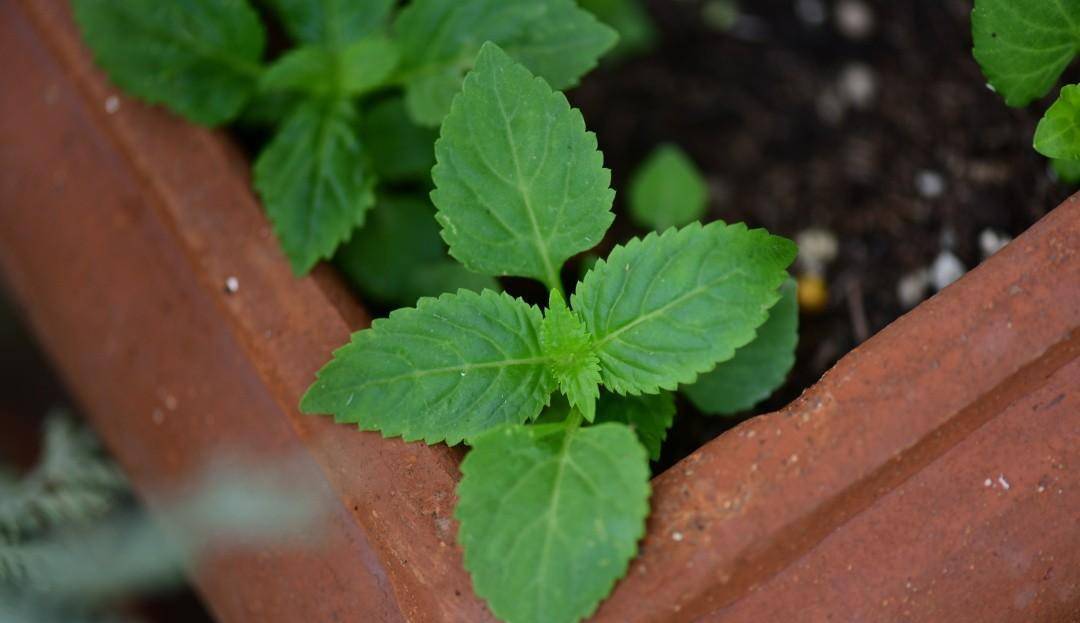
[563, 407, 583, 433]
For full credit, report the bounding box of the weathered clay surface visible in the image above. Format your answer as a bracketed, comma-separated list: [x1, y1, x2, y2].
[0, 0, 1076, 622]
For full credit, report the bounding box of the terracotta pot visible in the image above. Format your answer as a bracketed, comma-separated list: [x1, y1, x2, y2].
[1, 0, 1077, 621]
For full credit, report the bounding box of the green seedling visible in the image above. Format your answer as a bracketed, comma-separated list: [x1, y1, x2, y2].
[303, 43, 797, 623]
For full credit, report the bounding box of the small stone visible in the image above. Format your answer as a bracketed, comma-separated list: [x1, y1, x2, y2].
[796, 228, 839, 274]
[795, 0, 827, 26]
[930, 251, 965, 291]
[897, 269, 930, 309]
[978, 228, 1012, 259]
[837, 63, 877, 110]
[915, 169, 947, 199]
[997, 474, 1011, 490]
[672, 531, 684, 542]
[984, 478, 993, 487]
[104, 95, 120, 114]
[225, 276, 240, 293]
[835, 0, 875, 40]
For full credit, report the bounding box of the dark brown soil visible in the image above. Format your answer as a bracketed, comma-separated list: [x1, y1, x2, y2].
[569, 0, 1072, 466]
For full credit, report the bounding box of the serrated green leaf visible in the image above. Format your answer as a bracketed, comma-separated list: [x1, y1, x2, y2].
[361, 97, 438, 183]
[301, 290, 556, 444]
[336, 195, 497, 305]
[394, 0, 617, 126]
[572, 222, 797, 395]
[254, 98, 374, 275]
[1035, 84, 1080, 159]
[71, 0, 265, 126]
[972, 0, 1080, 107]
[457, 423, 649, 623]
[683, 278, 798, 415]
[265, 0, 394, 48]
[628, 144, 708, 231]
[431, 43, 615, 287]
[260, 37, 398, 97]
[592, 391, 674, 461]
[540, 291, 601, 421]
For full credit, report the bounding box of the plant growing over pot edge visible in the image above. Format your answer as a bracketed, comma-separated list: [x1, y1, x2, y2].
[302, 43, 798, 623]
[972, 0, 1080, 182]
[71, 0, 617, 277]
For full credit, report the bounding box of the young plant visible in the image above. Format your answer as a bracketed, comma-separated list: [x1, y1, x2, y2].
[302, 43, 797, 623]
[73, 0, 617, 275]
[972, 0, 1080, 182]
[626, 144, 799, 415]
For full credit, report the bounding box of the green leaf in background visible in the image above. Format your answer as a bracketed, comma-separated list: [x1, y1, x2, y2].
[972, 0, 1080, 107]
[682, 279, 798, 415]
[572, 222, 797, 396]
[336, 195, 497, 306]
[265, 0, 394, 48]
[260, 37, 399, 98]
[394, 0, 617, 125]
[592, 390, 674, 461]
[540, 291, 601, 421]
[1035, 84, 1080, 159]
[408, 262, 500, 301]
[431, 43, 615, 288]
[456, 423, 649, 623]
[628, 144, 708, 231]
[361, 97, 438, 183]
[1052, 156, 1080, 183]
[578, 0, 657, 58]
[300, 290, 556, 444]
[237, 90, 302, 128]
[71, 0, 265, 126]
[254, 98, 374, 275]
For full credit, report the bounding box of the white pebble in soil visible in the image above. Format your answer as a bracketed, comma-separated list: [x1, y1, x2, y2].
[225, 276, 240, 294]
[930, 251, 966, 291]
[915, 169, 947, 199]
[835, 0, 875, 40]
[837, 63, 877, 110]
[978, 228, 1012, 259]
[795, 228, 839, 275]
[897, 268, 930, 309]
[104, 95, 120, 114]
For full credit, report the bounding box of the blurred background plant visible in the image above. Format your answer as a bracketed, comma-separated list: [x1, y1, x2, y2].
[1, 411, 327, 623]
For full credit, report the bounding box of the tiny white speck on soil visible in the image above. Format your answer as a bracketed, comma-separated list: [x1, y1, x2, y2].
[997, 474, 1011, 490]
[672, 532, 684, 542]
[984, 478, 992, 487]
[225, 276, 240, 293]
[104, 95, 120, 114]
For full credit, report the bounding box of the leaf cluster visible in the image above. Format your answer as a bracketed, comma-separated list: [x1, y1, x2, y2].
[303, 43, 797, 623]
[73, 0, 617, 278]
[972, 0, 1080, 182]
